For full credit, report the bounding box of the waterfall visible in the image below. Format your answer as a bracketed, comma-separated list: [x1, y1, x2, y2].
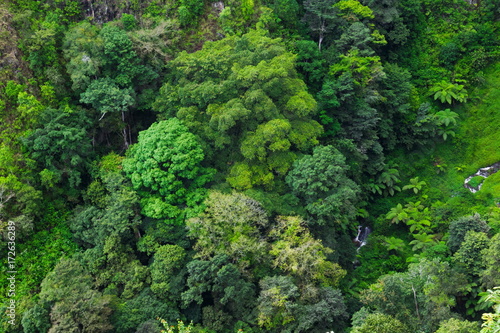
[354, 226, 371, 250]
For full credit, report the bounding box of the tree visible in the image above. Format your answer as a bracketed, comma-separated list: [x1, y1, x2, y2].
[334, 22, 379, 57]
[377, 63, 413, 150]
[37, 257, 114, 333]
[435, 318, 480, 333]
[256, 276, 348, 332]
[232, 118, 322, 189]
[71, 153, 141, 249]
[267, 0, 300, 30]
[303, 0, 339, 50]
[21, 304, 51, 333]
[481, 233, 500, 289]
[99, 24, 156, 88]
[122, 118, 214, 224]
[181, 254, 257, 328]
[0, 174, 41, 240]
[177, 0, 205, 26]
[23, 106, 93, 191]
[75, 234, 149, 300]
[80, 77, 134, 120]
[447, 213, 489, 253]
[318, 47, 387, 174]
[186, 191, 269, 271]
[294, 39, 328, 93]
[65, 22, 158, 148]
[351, 313, 409, 333]
[285, 145, 360, 226]
[269, 216, 346, 288]
[294, 287, 348, 332]
[113, 288, 180, 333]
[128, 20, 179, 74]
[360, 258, 468, 332]
[453, 231, 489, 277]
[257, 275, 300, 329]
[334, 0, 375, 22]
[63, 21, 104, 93]
[153, 29, 322, 189]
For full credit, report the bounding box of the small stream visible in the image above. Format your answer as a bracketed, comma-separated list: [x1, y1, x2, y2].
[464, 162, 500, 193]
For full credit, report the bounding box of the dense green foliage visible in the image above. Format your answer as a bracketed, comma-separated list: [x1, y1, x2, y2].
[0, 0, 499, 332]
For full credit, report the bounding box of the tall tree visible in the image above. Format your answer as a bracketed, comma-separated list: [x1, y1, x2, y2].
[36, 258, 114, 333]
[153, 29, 322, 190]
[64, 22, 158, 148]
[303, 0, 339, 50]
[181, 254, 257, 330]
[269, 216, 346, 288]
[360, 258, 468, 332]
[286, 145, 360, 227]
[23, 106, 93, 195]
[186, 191, 270, 272]
[122, 118, 214, 224]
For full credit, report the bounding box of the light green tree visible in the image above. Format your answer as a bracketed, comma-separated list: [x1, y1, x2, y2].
[429, 81, 468, 104]
[479, 287, 500, 333]
[435, 318, 480, 333]
[153, 29, 322, 189]
[402, 177, 426, 194]
[122, 118, 214, 224]
[269, 216, 346, 288]
[186, 191, 269, 271]
[351, 313, 409, 333]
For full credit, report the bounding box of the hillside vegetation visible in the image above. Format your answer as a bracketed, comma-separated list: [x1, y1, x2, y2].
[0, 0, 500, 332]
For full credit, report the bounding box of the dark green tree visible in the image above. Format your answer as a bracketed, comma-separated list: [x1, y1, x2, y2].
[303, 0, 339, 50]
[182, 254, 257, 329]
[257, 275, 348, 332]
[150, 244, 187, 301]
[79, 77, 135, 121]
[285, 145, 360, 226]
[21, 304, 51, 333]
[257, 275, 300, 330]
[75, 234, 149, 300]
[112, 288, 180, 333]
[65, 22, 158, 148]
[453, 231, 489, 277]
[71, 153, 141, 249]
[63, 21, 104, 93]
[23, 106, 93, 192]
[447, 213, 490, 253]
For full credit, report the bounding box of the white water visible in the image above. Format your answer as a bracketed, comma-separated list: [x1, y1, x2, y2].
[464, 162, 500, 193]
[354, 226, 371, 250]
